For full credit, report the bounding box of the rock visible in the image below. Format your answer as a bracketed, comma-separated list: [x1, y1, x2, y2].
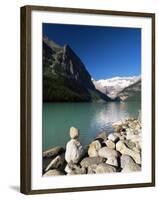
[108, 134, 119, 143]
[98, 147, 119, 158]
[65, 164, 72, 174]
[95, 163, 116, 174]
[106, 156, 118, 167]
[98, 147, 119, 167]
[80, 157, 106, 168]
[126, 127, 133, 135]
[112, 121, 123, 132]
[45, 155, 65, 172]
[105, 139, 115, 149]
[124, 140, 136, 150]
[43, 169, 64, 176]
[120, 154, 137, 168]
[120, 128, 127, 136]
[94, 137, 104, 144]
[124, 140, 140, 153]
[70, 127, 79, 139]
[43, 146, 64, 158]
[65, 139, 83, 164]
[87, 164, 98, 174]
[122, 165, 141, 172]
[114, 132, 126, 141]
[95, 131, 108, 141]
[125, 119, 141, 136]
[88, 140, 102, 157]
[65, 163, 86, 175]
[116, 141, 141, 164]
[126, 133, 141, 145]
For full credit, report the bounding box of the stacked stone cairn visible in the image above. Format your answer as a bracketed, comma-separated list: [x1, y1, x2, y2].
[43, 118, 142, 176]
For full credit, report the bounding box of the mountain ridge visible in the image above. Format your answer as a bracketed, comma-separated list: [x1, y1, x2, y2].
[117, 79, 141, 101]
[93, 76, 141, 99]
[43, 37, 112, 102]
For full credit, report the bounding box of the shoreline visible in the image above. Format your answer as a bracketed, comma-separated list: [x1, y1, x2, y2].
[43, 117, 141, 176]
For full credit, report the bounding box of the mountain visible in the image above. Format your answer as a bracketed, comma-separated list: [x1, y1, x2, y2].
[93, 76, 140, 99]
[117, 79, 141, 101]
[43, 37, 111, 102]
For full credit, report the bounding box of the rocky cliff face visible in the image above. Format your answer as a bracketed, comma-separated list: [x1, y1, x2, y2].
[117, 79, 141, 101]
[43, 37, 111, 102]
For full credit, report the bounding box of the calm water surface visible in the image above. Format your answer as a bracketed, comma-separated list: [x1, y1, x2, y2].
[43, 102, 140, 151]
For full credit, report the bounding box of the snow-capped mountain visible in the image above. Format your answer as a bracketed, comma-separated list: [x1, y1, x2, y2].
[93, 76, 141, 99]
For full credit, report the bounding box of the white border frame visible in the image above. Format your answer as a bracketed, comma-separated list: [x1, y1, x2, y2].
[31, 10, 152, 190]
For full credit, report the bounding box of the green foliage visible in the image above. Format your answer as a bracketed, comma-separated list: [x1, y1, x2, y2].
[43, 75, 92, 102]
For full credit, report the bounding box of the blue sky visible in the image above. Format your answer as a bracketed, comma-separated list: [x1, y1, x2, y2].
[43, 23, 141, 80]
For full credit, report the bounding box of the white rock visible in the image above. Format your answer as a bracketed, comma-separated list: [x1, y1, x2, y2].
[69, 127, 79, 139]
[65, 164, 72, 174]
[88, 140, 102, 157]
[95, 163, 116, 174]
[108, 134, 119, 143]
[116, 141, 141, 164]
[65, 139, 83, 164]
[105, 139, 115, 149]
[120, 154, 136, 168]
[45, 155, 65, 172]
[122, 160, 141, 173]
[80, 157, 105, 168]
[98, 147, 118, 158]
[106, 156, 118, 167]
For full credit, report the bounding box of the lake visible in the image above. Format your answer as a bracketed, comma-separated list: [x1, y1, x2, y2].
[43, 102, 140, 151]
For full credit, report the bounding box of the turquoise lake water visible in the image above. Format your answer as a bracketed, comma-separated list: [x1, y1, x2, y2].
[43, 102, 140, 151]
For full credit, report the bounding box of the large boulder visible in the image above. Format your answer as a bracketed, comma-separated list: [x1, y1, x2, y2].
[95, 163, 116, 174]
[105, 139, 115, 149]
[116, 141, 141, 164]
[43, 169, 64, 176]
[88, 140, 102, 157]
[121, 155, 141, 172]
[98, 147, 119, 167]
[106, 156, 118, 167]
[45, 154, 65, 172]
[80, 157, 106, 168]
[122, 164, 141, 172]
[65, 139, 83, 164]
[98, 147, 119, 158]
[70, 127, 79, 139]
[43, 146, 64, 158]
[121, 154, 137, 168]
